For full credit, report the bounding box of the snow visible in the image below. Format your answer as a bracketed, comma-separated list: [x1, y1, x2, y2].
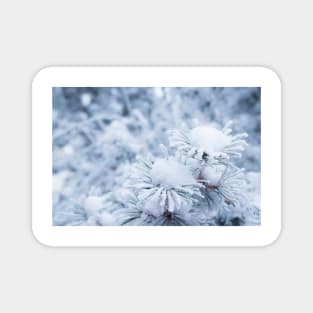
[62, 145, 74, 156]
[84, 196, 117, 225]
[53, 87, 261, 226]
[154, 87, 164, 98]
[143, 189, 164, 216]
[150, 158, 196, 188]
[185, 157, 201, 171]
[84, 196, 103, 216]
[53, 171, 71, 192]
[200, 165, 225, 185]
[246, 172, 261, 207]
[189, 126, 231, 154]
[98, 211, 116, 226]
[102, 121, 137, 147]
[80, 93, 92, 107]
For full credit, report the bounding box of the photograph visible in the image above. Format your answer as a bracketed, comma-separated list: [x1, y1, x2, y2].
[52, 86, 261, 227]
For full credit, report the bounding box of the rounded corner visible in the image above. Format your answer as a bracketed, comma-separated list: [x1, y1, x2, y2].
[32, 66, 56, 89]
[32, 67, 274, 247]
[258, 66, 282, 88]
[31, 225, 54, 248]
[260, 225, 282, 247]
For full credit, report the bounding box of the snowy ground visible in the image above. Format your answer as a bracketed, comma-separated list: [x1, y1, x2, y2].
[53, 87, 260, 226]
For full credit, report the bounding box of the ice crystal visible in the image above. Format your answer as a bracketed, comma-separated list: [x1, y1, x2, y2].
[53, 87, 260, 226]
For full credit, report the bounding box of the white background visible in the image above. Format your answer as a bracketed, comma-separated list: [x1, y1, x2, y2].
[0, 0, 311, 312]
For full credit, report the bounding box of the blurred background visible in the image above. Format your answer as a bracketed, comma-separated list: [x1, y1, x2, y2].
[53, 87, 260, 225]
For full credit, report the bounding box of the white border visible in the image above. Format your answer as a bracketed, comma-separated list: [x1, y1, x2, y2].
[32, 67, 281, 247]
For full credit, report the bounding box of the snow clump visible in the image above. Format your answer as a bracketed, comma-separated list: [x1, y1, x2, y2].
[189, 126, 231, 154]
[150, 158, 196, 188]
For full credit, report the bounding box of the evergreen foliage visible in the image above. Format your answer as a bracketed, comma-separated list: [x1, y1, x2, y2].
[53, 87, 260, 226]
